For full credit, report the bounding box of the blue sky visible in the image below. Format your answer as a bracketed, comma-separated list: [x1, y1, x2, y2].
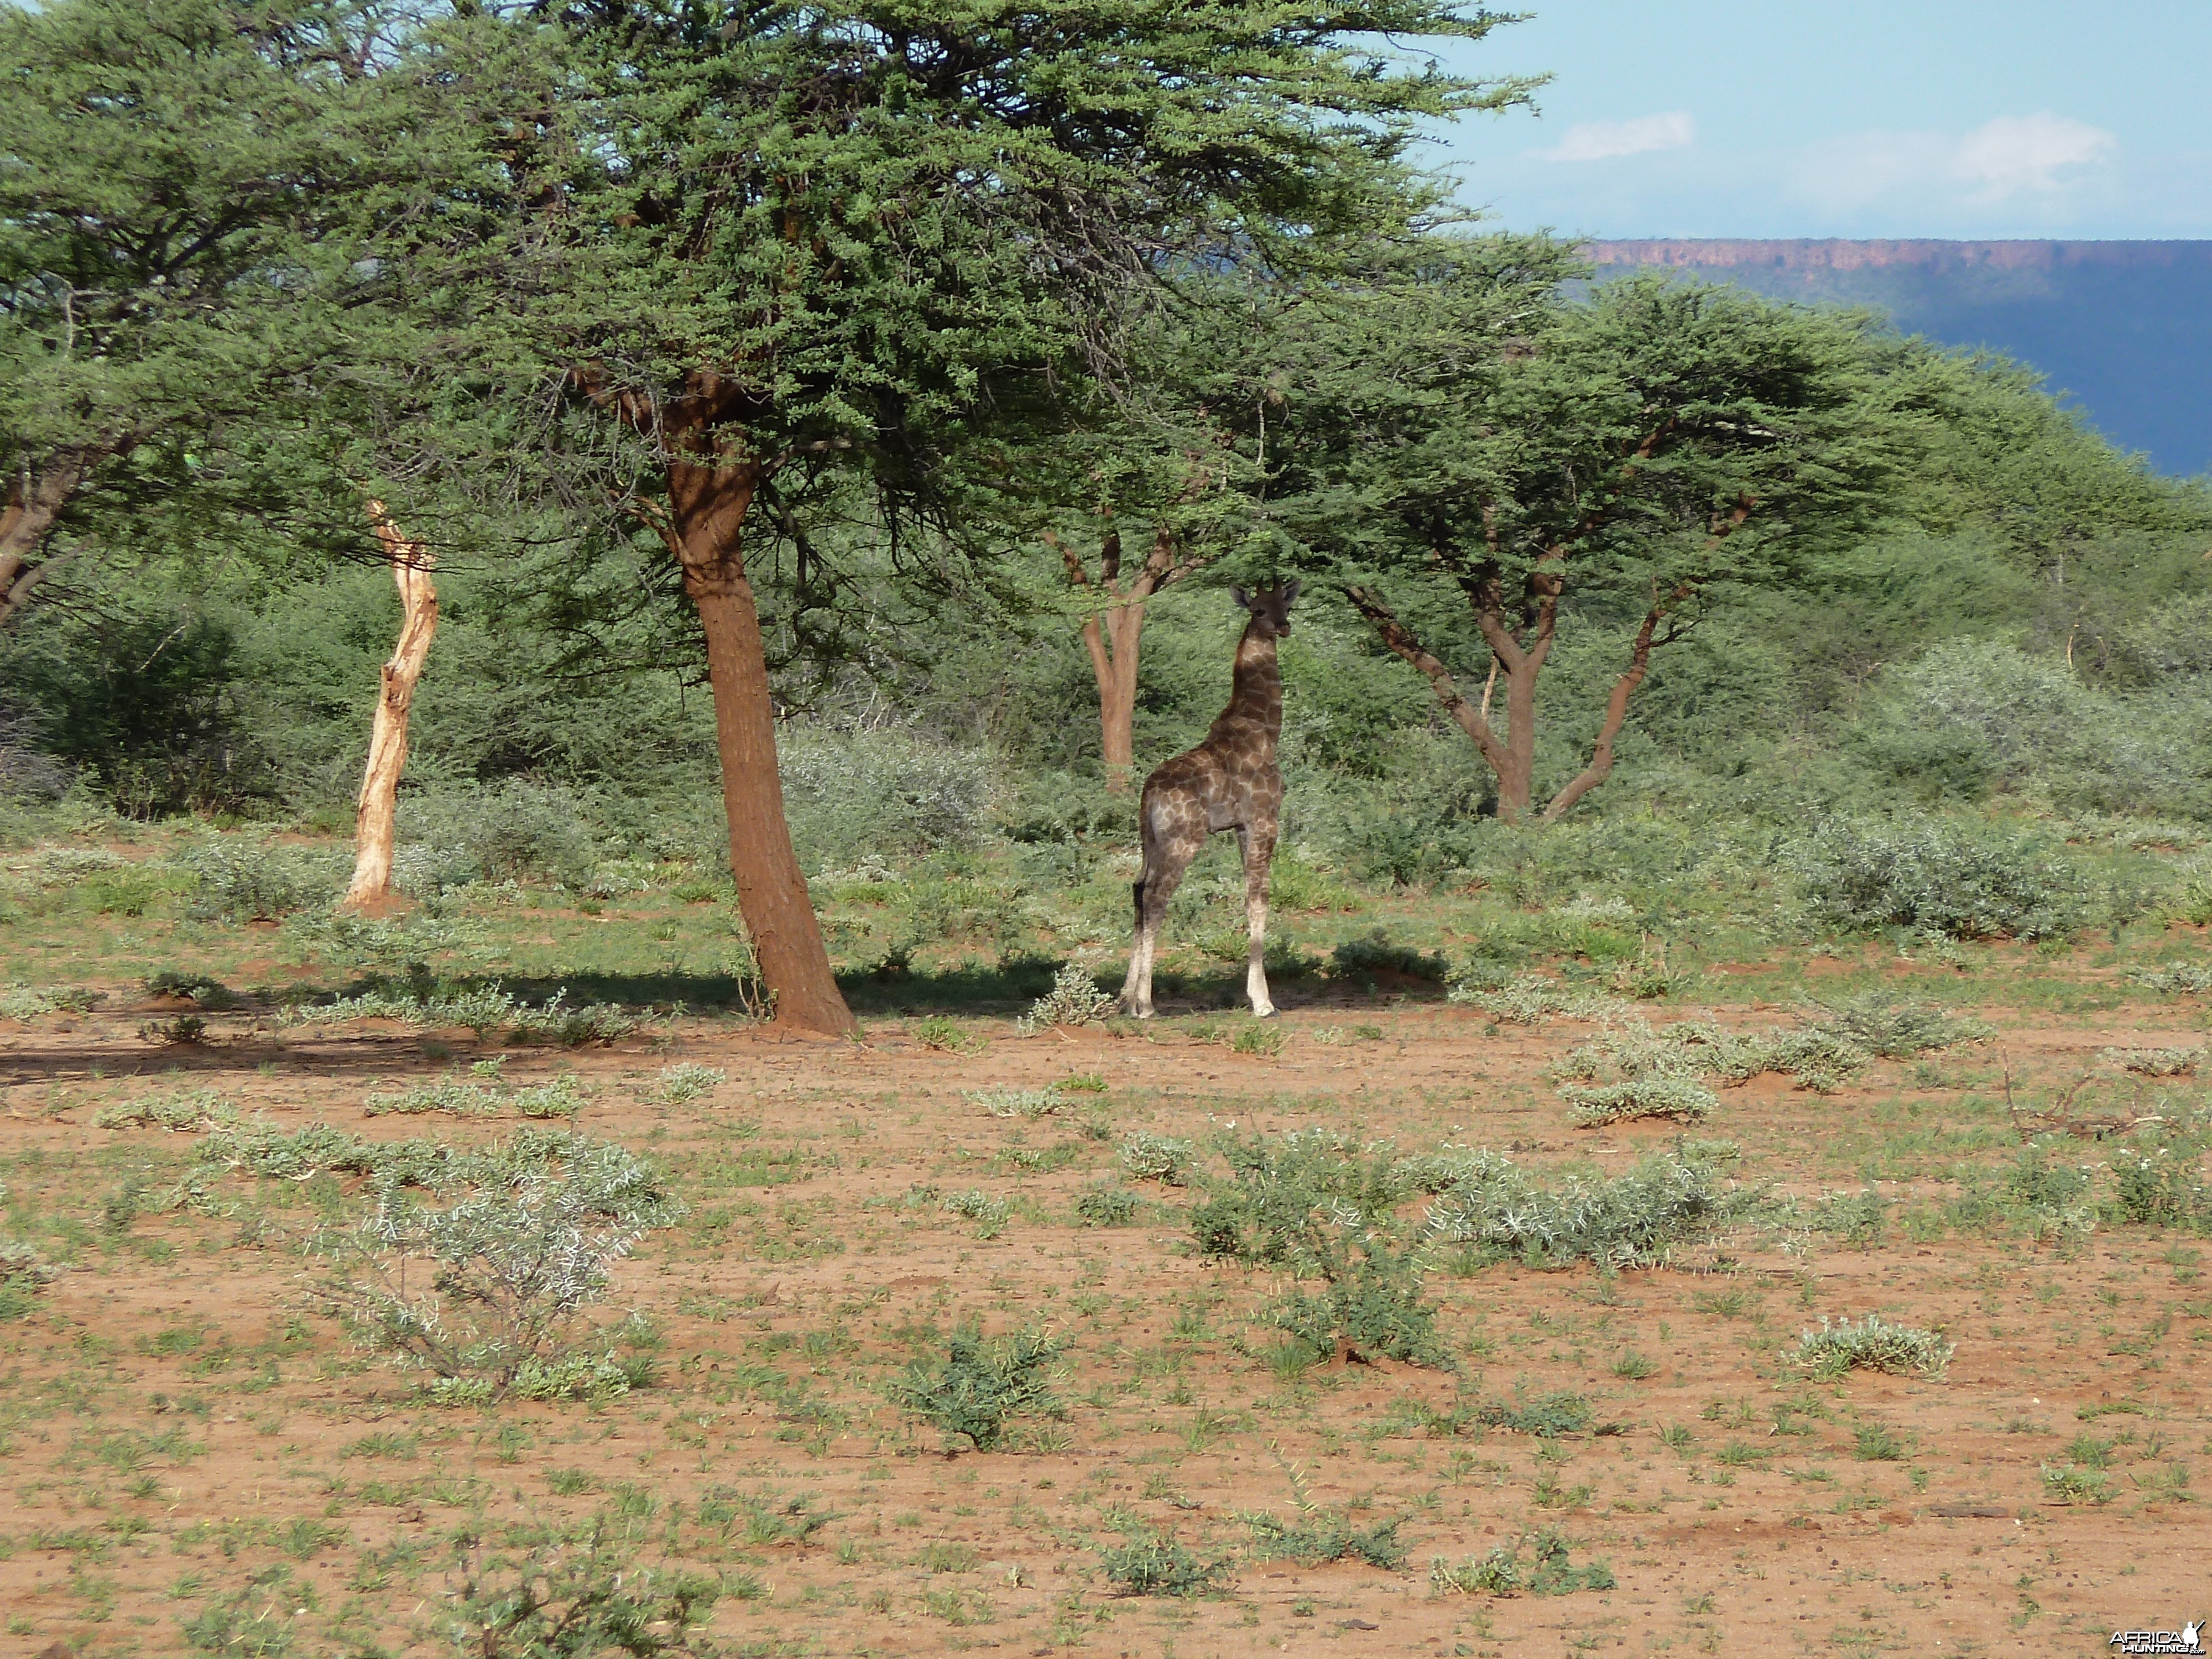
[1420, 1, 2212, 239]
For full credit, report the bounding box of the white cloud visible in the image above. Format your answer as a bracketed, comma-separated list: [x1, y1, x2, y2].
[1949, 113, 2118, 196]
[1798, 112, 2119, 210]
[1539, 111, 1695, 164]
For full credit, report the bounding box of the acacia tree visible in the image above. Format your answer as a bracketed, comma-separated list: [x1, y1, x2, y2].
[1272, 260, 1891, 823]
[385, 3, 1537, 1033]
[0, 0, 391, 625]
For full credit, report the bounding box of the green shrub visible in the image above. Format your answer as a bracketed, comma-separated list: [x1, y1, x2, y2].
[1809, 993, 1990, 1058]
[1017, 962, 1117, 1035]
[1328, 931, 1448, 984]
[96, 1088, 239, 1132]
[969, 1085, 1064, 1118]
[0, 981, 103, 1019]
[2039, 1463, 2112, 1506]
[2130, 962, 2212, 995]
[1477, 1391, 1597, 1438]
[282, 982, 638, 1046]
[304, 1133, 683, 1400]
[1423, 1148, 1746, 1269]
[147, 970, 241, 1009]
[1792, 1314, 1953, 1380]
[1561, 1076, 1717, 1128]
[1790, 816, 2078, 940]
[1431, 1530, 1614, 1597]
[0, 1238, 61, 1321]
[1072, 1185, 1141, 1227]
[2104, 1046, 2200, 1077]
[650, 1063, 724, 1104]
[402, 780, 600, 888]
[1243, 1510, 1405, 1568]
[942, 1190, 1010, 1239]
[1448, 973, 1613, 1025]
[1269, 1236, 1446, 1366]
[174, 839, 335, 922]
[894, 1325, 1063, 1452]
[1097, 1530, 1229, 1597]
[438, 1518, 719, 1656]
[2112, 1144, 2208, 1228]
[911, 1014, 981, 1052]
[1119, 1132, 1193, 1186]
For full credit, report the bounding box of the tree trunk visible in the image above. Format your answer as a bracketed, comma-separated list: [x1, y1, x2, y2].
[1083, 601, 1146, 792]
[0, 454, 87, 629]
[665, 455, 857, 1038]
[342, 502, 439, 912]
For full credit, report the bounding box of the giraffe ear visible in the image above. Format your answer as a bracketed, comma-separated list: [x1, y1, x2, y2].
[1230, 584, 1251, 609]
[1281, 578, 1301, 607]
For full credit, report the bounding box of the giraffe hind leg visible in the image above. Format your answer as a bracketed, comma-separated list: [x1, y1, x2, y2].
[1241, 827, 1277, 1018]
[1123, 810, 1201, 1019]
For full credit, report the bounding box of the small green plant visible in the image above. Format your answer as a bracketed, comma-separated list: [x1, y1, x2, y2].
[0, 1239, 62, 1320]
[1610, 1350, 1657, 1381]
[1230, 1021, 1285, 1057]
[1098, 1528, 1229, 1597]
[1853, 1422, 1906, 1461]
[911, 1015, 980, 1053]
[1243, 1510, 1405, 1568]
[1448, 973, 1610, 1024]
[1562, 1076, 1716, 1128]
[894, 1325, 1063, 1452]
[2103, 1046, 2200, 1076]
[143, 1013, 210, 1045]
[1017, 963, 1117, 1035]
[1269, 1236, 1447, 1366]
[439, 1520, 719, 1655]
[942, 1190, 1010, 1239]
[1431, 1530, 1615, 1597]
[96, 1089, 239, 1132]
[2039, 1463, 2112, 1505]
[969, 1086, 1065, 1118]
[651, 1063, 726, 1104]
[1073, 1185, 1141, 1227]
[1793, 1314, 1953, 1380]
[1118, 1131, 1193, 1186]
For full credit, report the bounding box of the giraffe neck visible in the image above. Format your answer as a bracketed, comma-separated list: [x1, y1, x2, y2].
[1208, 623, 1281, 753]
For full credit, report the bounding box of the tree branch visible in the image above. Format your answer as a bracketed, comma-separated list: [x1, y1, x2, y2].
[1341, 582, 1515, 779]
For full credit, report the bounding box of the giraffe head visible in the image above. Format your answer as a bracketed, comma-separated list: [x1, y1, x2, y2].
[1230, 579, 1301, 639]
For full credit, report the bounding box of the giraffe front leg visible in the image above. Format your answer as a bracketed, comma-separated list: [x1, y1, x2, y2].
[1242, 828, 1276, 1018]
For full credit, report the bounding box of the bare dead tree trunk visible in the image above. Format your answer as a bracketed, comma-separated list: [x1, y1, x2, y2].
[342, 502, 439, 912]
[0, 453, 88, 629]
[662, 449, 857, 1039]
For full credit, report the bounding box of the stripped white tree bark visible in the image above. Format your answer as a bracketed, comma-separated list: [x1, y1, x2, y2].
[342, 501, 437, 911]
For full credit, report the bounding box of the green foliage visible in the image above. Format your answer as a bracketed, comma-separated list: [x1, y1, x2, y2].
[1018, 963, 1117, 1035]
[174, 839, 334, 922]
[1809, 993, 1991, 1058]
[942, 1190, 1010, 1240]
[895, 1326, 1063, 1453]
[0, 1237, 61, 1320]
[1423, 1147, 1747, 1269]
[1243, 1510, 1406, 1569]
[283, 981, 639, 1045]
[1791, 815, 2079, 938]
[1793, 1314, 1954, 1380]
[1097, 1530, 1229, 1598]
[309, 1134, 685, 1400]
[649, 1063, 724, 1105]
[96, 1088, 238, 1132]
[1477, 1391, 1598, 1438]
[1269, 1235, 1447, 1366]
[1118, 1133, 1194, 1187]
[1328, 931, 1449, 983]
[1431, 1530, 1615, 1597]
[1073, 1186, 1141, 1228]
[438, 1521, 719, 1656]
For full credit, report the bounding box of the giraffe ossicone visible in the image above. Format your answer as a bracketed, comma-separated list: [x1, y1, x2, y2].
[1120, 579, 1299, 1019]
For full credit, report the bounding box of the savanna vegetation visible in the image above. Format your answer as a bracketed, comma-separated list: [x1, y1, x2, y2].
[6, 1, 2212, 1653]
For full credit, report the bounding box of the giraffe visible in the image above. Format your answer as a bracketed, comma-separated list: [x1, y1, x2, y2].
[1120, 580, 1299, 1019]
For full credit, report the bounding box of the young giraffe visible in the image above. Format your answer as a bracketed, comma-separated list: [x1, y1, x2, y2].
[1120, 580, 1299, 1018]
